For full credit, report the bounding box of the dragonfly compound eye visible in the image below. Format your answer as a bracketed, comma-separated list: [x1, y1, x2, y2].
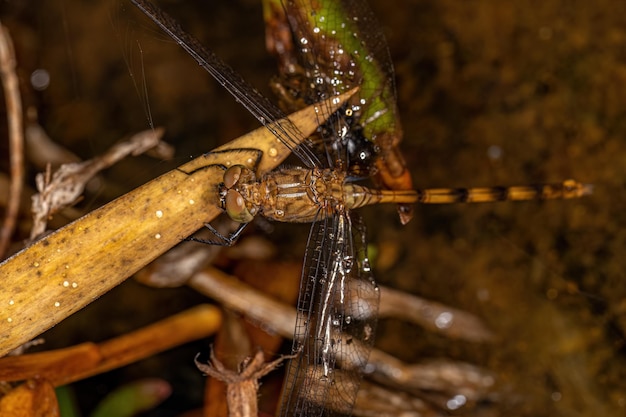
[223, 165, 244, 189]
[225, 189, 254, 223]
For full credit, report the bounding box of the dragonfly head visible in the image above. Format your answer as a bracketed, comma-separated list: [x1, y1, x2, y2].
[221, 165, 256, 223]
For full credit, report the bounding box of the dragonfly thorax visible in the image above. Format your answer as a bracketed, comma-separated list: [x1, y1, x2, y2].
[261, 167, 349, 223]
[222, 165, 357, 224]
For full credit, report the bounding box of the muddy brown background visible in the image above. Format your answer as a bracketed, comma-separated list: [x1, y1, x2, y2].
[1, 1, 624, 416]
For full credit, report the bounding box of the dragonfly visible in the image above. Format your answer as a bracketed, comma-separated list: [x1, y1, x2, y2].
[261, 0, 416, 225]
[130, 1, 591, 416]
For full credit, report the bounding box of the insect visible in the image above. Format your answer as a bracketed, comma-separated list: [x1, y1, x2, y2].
[130, 1, 590, 416]
[262, 0, 416, 224]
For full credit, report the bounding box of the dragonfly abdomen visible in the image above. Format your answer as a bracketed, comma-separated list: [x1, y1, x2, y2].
[343, 183, 418, 209]
[413, 180, 592, 204]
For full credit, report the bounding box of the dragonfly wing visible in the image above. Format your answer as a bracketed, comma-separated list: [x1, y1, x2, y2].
[130, 0, 321, 169]
[279, 211, 379, 416]
[267, 0, 415, 222]
[268, 0, 401, 172]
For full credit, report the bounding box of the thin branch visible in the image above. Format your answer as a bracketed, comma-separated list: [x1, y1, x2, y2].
[187, 267, 496, 405]
[30, 127, 168, 240]
[379, 286, 494, 342]
[0, 22, 25, 258]
[196, 348, 295, 417]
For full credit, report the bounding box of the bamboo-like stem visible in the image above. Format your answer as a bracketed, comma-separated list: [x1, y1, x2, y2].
[0, 90, 355, 357]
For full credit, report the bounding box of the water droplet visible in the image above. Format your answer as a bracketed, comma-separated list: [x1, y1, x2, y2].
[30, 69, 50, 91]
[342, 256, 353, 271]
[446, 394, 467, 410]
[435, 311, 454, 329]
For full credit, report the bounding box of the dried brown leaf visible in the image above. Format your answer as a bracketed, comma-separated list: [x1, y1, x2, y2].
[0, 90, 355, 357]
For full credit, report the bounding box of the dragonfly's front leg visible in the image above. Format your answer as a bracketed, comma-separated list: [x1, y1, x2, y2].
[183, 151, 263, 246]
[187, 222, 248, 246]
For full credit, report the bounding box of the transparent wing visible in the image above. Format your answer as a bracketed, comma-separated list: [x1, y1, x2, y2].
[280, 211, 379, 417]
[130, 0, 321, 169]
[268, 0, 400, 172]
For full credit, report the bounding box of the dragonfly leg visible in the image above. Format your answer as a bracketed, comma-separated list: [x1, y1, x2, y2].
[187, 222, 247, 246]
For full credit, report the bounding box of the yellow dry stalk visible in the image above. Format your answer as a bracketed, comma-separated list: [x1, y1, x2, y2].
[0, 89, 356, 357]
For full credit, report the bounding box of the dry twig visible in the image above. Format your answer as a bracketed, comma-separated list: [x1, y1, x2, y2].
[196, 349, 294, 417]
[186, 267, 496, 413]
[140, 232, 492, 343]
[379, 286, 493, 342]
[30, 127, 168, 239]
[24, 108, 81, 170]
[0, 22, 25, 258]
